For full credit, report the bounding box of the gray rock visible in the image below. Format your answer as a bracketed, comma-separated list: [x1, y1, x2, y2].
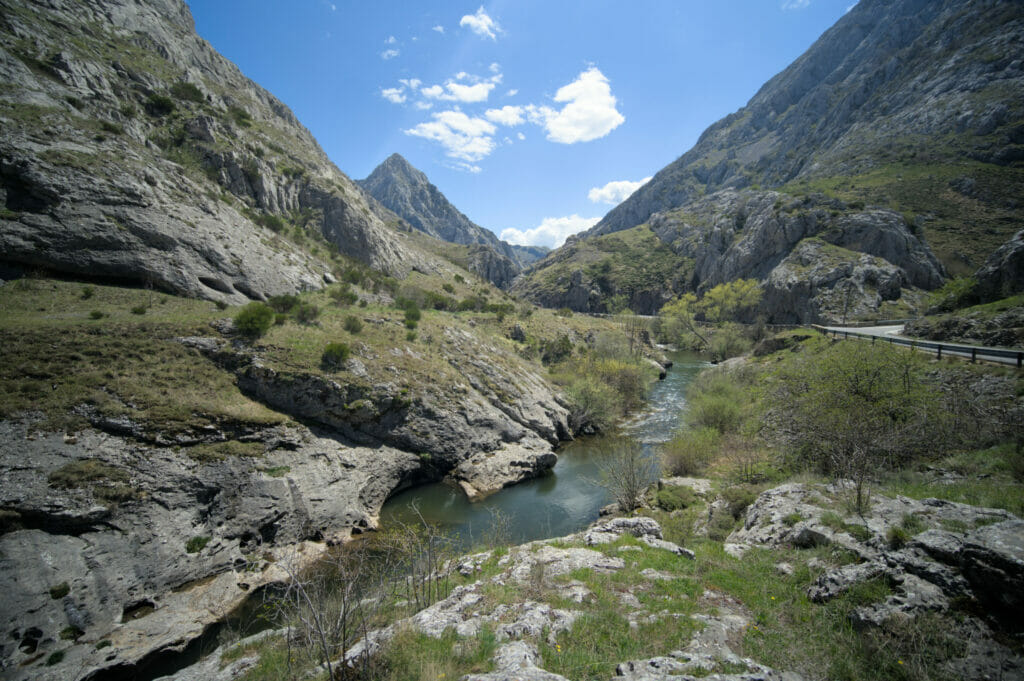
[961, 519, 1024, 627]
[973, 229, 1024, 302]
[462, 641, 569, 681]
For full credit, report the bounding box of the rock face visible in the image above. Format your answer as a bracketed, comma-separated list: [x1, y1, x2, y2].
[357, 153, 525, 286]
[973, 228, 1024, 302]
[0, 0, 431, 303]
[342, 517, 795, 681]
[0, 420, 419, 681]
[516, 189, 943, 321]
[726, 483, 1024, 679]
[592, 0, 1024, 246]
[517, 0, 1024, 316]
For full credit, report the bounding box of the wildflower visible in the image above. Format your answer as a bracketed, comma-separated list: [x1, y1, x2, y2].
[898, 660, 904, 665]
[770, 596, 775, 600]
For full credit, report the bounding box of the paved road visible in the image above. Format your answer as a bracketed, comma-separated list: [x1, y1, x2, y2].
[818, 325, 1024, 368]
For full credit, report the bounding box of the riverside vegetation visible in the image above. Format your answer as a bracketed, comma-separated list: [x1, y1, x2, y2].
[177, 320, 1023, 681]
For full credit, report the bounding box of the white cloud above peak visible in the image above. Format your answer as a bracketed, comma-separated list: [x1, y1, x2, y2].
[500, 215, 600, 249]
[526, 67, 625, 144]
[405, 110, 497, 164]
[588, 176, 652, 204]
[460, 7, 500, 40]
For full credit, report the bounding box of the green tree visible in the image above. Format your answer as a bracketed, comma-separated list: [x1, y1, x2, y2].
[698, 279, 762, 322]
[772, 341, 942, 512]
[658, 294, 708, 347]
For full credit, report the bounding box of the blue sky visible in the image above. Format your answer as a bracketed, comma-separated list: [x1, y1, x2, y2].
[187, 0, 856, 248]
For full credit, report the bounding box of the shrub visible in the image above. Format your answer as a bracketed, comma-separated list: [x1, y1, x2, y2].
[228, 105, 252, 127]
[274, 313, 287, 325]
[565, 376, 617, 433]
[145, 93, 175, 117]
[721, 485, 757, 519]
[185, 535, 211, 553]
[234, 302, 275, 337]
[358, 299, 368, 308]
[404, 304, 421, 329]
[80, 286, 94, 300]
[329, 284, 358, 306]
[49, 582, 70, 599]
[685, 370, 747, 434]
[662, 426, 720, 476]
[887, 526, 910, 549]
[214, 299, 228, 310]
[46, 651, 65, 666]
[100, 120, 124, 135]
[294, 302, 320, 324]
[89, 310, 104, 320]
[442, 283, 455, 293]
[321, 342, 350, 370]
[406, 330, 417, 342]
[170, 81, 204, 103]
[130, 305, 146, 315]
[655, 485, 698, 511]
[267, 294, 299, 313]
[708, 323, 752, 362]
[556, 307, 574, 317]
[454, 274, 465, 284]
[343, 315, 363, 334]
[782, 512, 803, 527]
[541, 334, 573, 364]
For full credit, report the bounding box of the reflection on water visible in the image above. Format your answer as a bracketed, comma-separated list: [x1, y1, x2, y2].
[379, 351, 708, 550]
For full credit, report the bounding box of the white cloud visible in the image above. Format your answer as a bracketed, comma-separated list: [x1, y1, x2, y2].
[432, 25, 445, 34]
[414, 101, 433, 110]
[500, 215, 600, 249]
[485, 105, 524, 126]
[489, 62, 501, 73]
[385, 35, 397, 44]
[782, 0, 811, 8]
[381, 48, 399, 60]
[460, 6, 500, 40]
[588, 176, 652, 204]
[399, 78, 422, 90]
[444, 81, 495, 102]
[381, 87, 406, 104]
[506, 88, 518, 97]
[405, 109, 497, 163]
[526, 67, 624, 144]
[420, 71, 500, 103]
[517, 132, 525, 141]
[421, 84, 444, 98]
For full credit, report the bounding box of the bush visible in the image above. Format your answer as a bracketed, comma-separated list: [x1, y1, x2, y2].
[404, 304, 421, 329]
[294, 302, 320, 324]
[708, 323, 752, 362]
[234, 302, 275, 337]
[80, 286, 94, 300]
[406, 330, 417, 342]
[267, 294, 300, 313]
[130, 305, 146, 315]
[329, 284, 358, 306]
[145, 93, 175, 117]
[685, 370, 747, 434]
[662, 426, 720, 476]
[655, 485, 698, 511]
[89, 310, 104, 320]
[542, 334, 573, 364]
[49, 582, 70, 599]
[228, 105, 252, 127]
[565, 376, 617, 433]
[185, 535, 211, 553]
[321, 342, 350, 370]
[556, 307, 574, 317]
[170, 81, 204, 103]
[343, 315, 363, 334]
[721, 485, 757, 519]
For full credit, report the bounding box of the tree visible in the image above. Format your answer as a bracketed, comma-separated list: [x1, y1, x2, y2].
[658, 293, 708, 347]
[597, 437, 657, 512]
[772, 341, 942, 513]
[234, 302, 275, 338]
[698, 279, 762, 322]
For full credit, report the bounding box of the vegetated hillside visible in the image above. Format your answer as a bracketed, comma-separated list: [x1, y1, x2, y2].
[0, 268, 670, 681]
[0, 0, 438, 303]
[518, 0, 1024, 318]
[358, 153, 543, 287]
[513, 189, 945, 321]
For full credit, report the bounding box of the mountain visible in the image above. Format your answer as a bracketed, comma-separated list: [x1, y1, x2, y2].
[357, 153, 534, 286]
[0, 0, 436, 303]
[516, 0, 1024, 320]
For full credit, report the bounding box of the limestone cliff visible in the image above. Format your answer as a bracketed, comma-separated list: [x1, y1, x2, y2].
[0, 0, 432, 303]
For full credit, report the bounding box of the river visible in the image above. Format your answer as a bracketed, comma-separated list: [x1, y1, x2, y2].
[378, 350, 708, 549]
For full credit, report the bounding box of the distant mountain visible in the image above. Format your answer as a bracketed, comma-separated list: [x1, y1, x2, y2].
[0, 0, 435, 303]
[357, 154, 531, 286]
[515, 0, 1024, 321]
[509, 244, 550, 266]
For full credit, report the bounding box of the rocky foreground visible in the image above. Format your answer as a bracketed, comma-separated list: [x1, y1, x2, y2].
[164, 482, 1024, 681]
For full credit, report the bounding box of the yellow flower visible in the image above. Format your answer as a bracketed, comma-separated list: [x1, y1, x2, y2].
[770, 596, 775, 600]
[898, 661, 903, 665]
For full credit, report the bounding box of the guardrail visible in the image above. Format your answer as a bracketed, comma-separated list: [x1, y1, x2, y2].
[812, 325, 1024, 368]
